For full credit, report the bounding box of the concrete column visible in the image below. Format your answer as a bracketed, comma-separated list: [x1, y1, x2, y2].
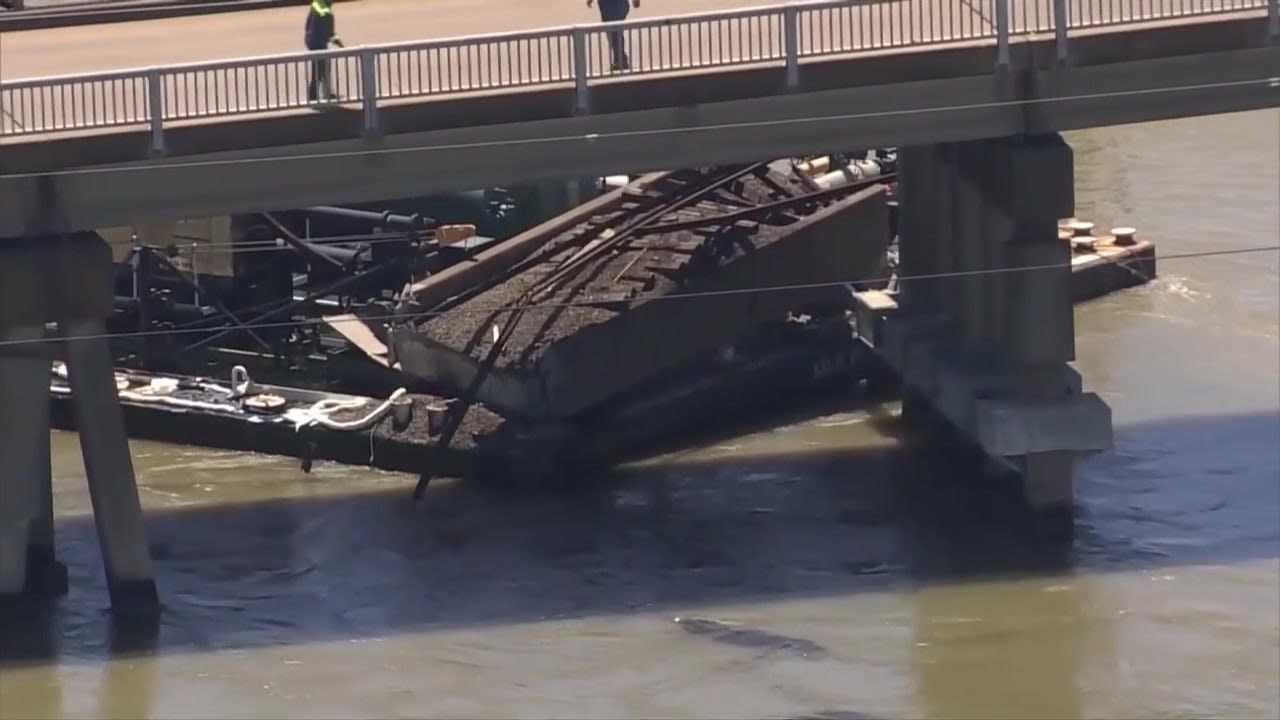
[951, 141, 997, 350]
[0, 398, 34, 595]
[987, 135, 1082, 526]
[49, 233, 159, 614]
[895, 144, 958, 432]
[991, 134, 1076, 369]
[62, 318, 159, 614]
[0, 325, 52, 599]
[895, 145, 947, 315]
[26, 417, 68, 596]
[26, 326, 68, 597]
[879, 135, 1111, 542]
[0, 239, 48, 601]
[2, 234, 159, 609]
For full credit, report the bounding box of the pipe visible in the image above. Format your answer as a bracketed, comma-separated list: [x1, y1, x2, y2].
[304, 206, 428, 231]
[292, 242, 363, 264]
[259, 212, 344, 269]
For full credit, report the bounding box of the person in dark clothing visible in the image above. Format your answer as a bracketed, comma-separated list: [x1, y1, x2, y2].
[587, 0, 639, 72]
[305, 0, 344, 101]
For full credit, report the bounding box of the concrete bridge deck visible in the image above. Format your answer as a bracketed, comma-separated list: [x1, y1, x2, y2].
[0, 0, 1023, 78]
[0, 0, 1276, 236]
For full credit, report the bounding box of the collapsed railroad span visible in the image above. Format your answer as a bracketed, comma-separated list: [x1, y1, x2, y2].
[389, 164, 891, 426]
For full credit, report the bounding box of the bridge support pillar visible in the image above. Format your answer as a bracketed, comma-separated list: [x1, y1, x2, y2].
[880, 133, 1113, 539]
[0, 234, 158, 614]
[0, 323, 68, 600]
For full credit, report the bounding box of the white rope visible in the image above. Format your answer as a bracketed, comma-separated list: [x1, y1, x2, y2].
[285, 387, 409, 432]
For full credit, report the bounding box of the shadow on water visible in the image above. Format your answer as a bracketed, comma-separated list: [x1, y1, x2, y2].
[0, 407, 1276, 676]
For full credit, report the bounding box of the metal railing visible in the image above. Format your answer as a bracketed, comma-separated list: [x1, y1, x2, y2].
[0, 0, 1271, 142]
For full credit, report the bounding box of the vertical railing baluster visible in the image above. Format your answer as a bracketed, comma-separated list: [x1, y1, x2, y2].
[1055, 0, 1070, 60]
[783, 4, 799, 88]
[572, 27, 589, 114]
[996, 0, 1010, 66]
[361, 49, 379, 137]
[147, 70, 165, 155]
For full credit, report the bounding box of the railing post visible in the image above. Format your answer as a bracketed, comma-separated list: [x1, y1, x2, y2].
[995, 0, 1010, 67]
[1053, 0, 1069, 62]
[360, 49, 380, 137]
[783, 4, 800, 89]
[571, 27, 590, 114]
[146, 70, 165, 156]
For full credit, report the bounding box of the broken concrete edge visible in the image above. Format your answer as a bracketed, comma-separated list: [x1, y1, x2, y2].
[0, 0, 303, 32]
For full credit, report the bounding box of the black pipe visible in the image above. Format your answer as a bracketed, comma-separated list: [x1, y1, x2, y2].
[259, 212, 344, 269]
[304, 206, 429, 231]
[301, 244, 363, 263]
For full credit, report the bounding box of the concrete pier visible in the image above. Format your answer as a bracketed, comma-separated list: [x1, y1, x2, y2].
[879, 133, 1113, 537]
[0, 324, 67, 598]
[0, 326, 48, 596]
[0, 233, 157, 613]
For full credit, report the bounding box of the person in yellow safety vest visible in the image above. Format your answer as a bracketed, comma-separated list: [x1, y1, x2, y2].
[305, 0, 344, 102]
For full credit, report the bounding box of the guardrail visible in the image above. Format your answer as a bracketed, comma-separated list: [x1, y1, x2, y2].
[0, 0, 1272, 144]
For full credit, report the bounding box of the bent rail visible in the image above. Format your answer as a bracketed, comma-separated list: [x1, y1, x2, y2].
[0, 0, 1272, 143]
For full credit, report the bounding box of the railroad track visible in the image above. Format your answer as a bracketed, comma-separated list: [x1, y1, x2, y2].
[530, 162, 893, 308]
[419, 162, 896, 367]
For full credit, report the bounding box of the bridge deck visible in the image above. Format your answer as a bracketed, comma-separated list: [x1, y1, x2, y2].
[0, 0, 1260, 142]
[2, 0, 975, 78]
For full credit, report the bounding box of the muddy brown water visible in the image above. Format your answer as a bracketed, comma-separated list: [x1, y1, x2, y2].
[1, 111, 1277, 719]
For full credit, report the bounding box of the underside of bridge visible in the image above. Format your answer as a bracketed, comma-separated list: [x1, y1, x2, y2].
[866, 132, 1112, 538]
